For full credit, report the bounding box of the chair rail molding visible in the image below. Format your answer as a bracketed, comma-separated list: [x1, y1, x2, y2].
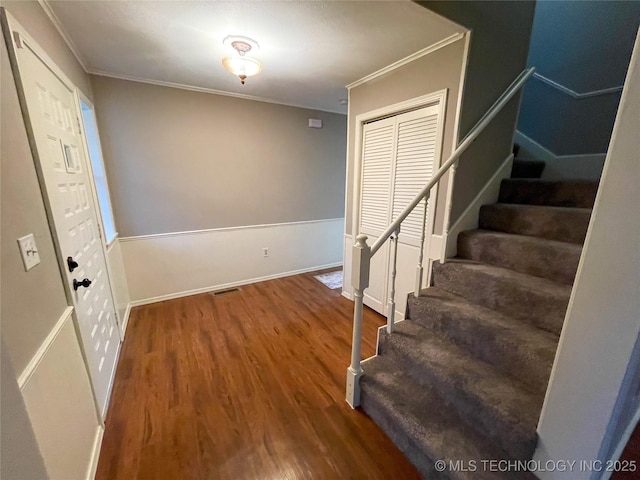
[532, 72, 623, 99]
[121, 217, 345, 305]
[17, 306, 74, 389]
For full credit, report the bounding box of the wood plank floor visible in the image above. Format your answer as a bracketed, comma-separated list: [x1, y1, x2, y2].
[96, 269, 421, 479]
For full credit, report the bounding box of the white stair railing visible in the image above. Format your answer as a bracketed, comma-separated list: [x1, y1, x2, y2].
[346, 67, 535, 408]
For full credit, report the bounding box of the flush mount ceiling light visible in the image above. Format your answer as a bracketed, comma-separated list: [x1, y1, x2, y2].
[222, 35, 263, 85]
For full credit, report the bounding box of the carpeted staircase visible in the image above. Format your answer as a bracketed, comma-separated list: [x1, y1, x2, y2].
[359, 159, 599, 479]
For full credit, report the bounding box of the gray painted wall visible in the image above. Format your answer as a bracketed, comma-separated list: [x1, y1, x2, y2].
[421, 0, 536, 224]
[0, 2, 93, 476]
[518, 1, 640, 155]
[1, 339, 49, 480]
[91, 76, 347, 238]
[1, 5, 73, 375]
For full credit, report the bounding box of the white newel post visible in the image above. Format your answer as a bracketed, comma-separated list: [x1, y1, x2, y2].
[415, 194, 429, 297]
[346, 234, 370, 408]
[387, 228, 400, 334]
[440, 160, 458, 263]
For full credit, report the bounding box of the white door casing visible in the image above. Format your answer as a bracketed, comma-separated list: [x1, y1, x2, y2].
[76, 92, 126, 340]
[357, 98, 446, 319]
[7, 22, 119, 417]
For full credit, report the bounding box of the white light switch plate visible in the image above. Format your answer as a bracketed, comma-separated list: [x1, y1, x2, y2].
[17, 234, 40, 271]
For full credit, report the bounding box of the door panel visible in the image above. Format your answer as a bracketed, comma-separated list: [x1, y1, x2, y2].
[360, 118, 395, 235]
[14, 35, 119, 417]
[392, 107, 439, 246]
[359, 117, 396, 314]
[364, 242, 390, 314]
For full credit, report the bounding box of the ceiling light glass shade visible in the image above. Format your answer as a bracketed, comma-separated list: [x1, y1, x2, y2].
[222, 56, 263, 83]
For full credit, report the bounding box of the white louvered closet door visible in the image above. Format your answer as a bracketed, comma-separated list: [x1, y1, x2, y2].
[358, 105, 443, 318]
[359, 117, 396, 314]
[392, 106, 440, 246]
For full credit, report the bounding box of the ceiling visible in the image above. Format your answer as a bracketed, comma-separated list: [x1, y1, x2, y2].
[47, 0, 464, 114]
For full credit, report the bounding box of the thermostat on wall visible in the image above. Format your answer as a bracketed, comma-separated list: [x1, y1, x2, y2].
[308, 119, 323, 129]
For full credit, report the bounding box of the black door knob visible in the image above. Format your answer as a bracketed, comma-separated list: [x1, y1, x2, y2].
[73, 278, 92, 291]
[67, 256, 79, 272]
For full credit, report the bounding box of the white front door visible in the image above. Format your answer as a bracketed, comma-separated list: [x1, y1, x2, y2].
[10, 29, 119, 417]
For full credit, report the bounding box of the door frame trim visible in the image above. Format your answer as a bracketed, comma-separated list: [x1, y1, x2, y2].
[351, 89, 448, 241]
[75, 90, 124, 341]
[351, 91, 448, 314]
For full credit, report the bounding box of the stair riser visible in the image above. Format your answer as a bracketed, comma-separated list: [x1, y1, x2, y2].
[360, 388, 451, 480]
[379, 334, 537, 462]
[432, 263, 569, 335]
[407, 296, 554, 397]
[511, 160, 545, 179]
[499, 180, 598, 208]
[479, 205, 590, 244]
[457, 232, 581, 285]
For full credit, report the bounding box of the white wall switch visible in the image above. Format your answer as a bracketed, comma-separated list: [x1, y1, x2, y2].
[17, 234, 40, 271]
[308, 118, 323, 128]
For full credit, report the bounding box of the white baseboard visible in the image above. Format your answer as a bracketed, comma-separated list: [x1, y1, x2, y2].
[445, 154, 514, 258]
[514, 130, 605, 181]
[120, 218, 344, 303]
[341, 291, 354, 301]
[429, 234, 444, 260]
[120, 302, 132, 337]
[86, 425, 104, 480]
[129, 261, 343, 307]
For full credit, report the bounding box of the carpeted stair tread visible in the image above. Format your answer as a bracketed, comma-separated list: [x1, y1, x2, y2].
[511, 159, 546, 179]
[479, 203, 591, 244]
[432, 259, 571, 335]
[457, 229, 582, 285]
[379, 321, 540, 461]
[360, 355, 537, 480]
[499, 179, 598, 208]
[407, 288, 557, 396]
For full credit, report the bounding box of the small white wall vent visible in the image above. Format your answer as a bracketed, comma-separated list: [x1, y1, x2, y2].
[308, 119, 323, 129]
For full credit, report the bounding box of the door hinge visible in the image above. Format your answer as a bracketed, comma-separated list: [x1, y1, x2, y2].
[76, 116, 82, 135]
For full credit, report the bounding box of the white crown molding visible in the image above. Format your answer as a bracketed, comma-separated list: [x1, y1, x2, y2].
[88, 69, 346, 115]
[38, 0, 89, 71]
[532, 72, 623, 99]
[346, 31, 466, 89]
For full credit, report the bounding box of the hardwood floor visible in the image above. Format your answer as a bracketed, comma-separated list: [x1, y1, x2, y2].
[96, 269, 421, 479]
